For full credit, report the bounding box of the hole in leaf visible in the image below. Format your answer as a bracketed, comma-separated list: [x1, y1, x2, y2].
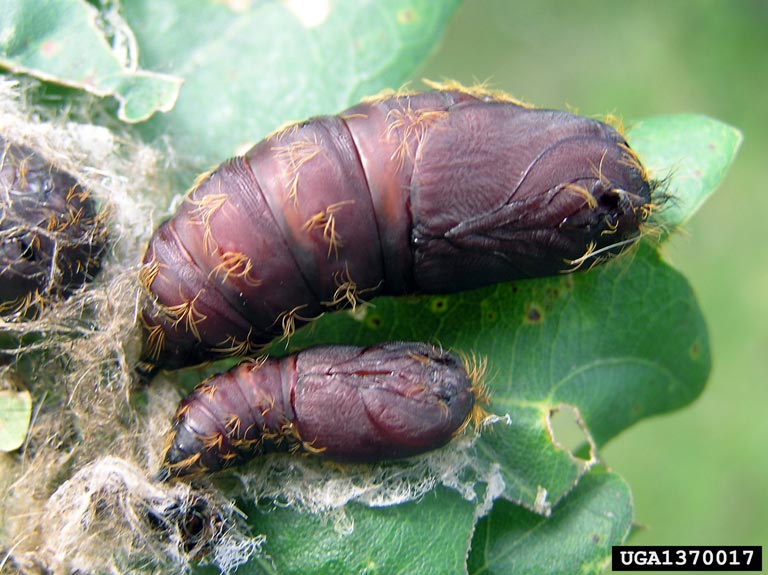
[547, 403, 596, 464]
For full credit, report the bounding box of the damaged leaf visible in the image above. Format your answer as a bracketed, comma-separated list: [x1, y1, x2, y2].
[0, 0, 181, 122]
[275, 113, 737, 516]
[0, 0, 740, 572]
[188, 115, 735, 575]
[467, 467, 632, 575]
[281, 238, 710, 515]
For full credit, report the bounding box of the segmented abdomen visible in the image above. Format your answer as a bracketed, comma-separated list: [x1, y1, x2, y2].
[159, 342, 476, 480]
[0, 137, 106, 317]
[140, 87, 652, 371]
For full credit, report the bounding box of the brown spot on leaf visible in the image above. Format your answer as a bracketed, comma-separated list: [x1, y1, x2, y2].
[689, 340, 701, 360]
[526, 305, 542, 324]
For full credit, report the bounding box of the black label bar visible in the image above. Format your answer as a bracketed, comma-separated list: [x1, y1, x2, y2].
[611, 546, 762, 571]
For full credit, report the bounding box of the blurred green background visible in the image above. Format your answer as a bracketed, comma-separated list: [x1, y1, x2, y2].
[418, 0, 767, 561]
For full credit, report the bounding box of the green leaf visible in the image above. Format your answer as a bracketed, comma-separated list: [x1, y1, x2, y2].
[281, 240, 710, 512]
[238, 486, 476, 575]
[268, 114, 733, 513]
[212, 113, 735, 574]
[0, 1, 738, 572]
[0, 0, 182, 122]
[467, 467, 632, 575]
[121, 0, 462, 167]
[628, 115, 742, 233]
[0, 388, 32, 452]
